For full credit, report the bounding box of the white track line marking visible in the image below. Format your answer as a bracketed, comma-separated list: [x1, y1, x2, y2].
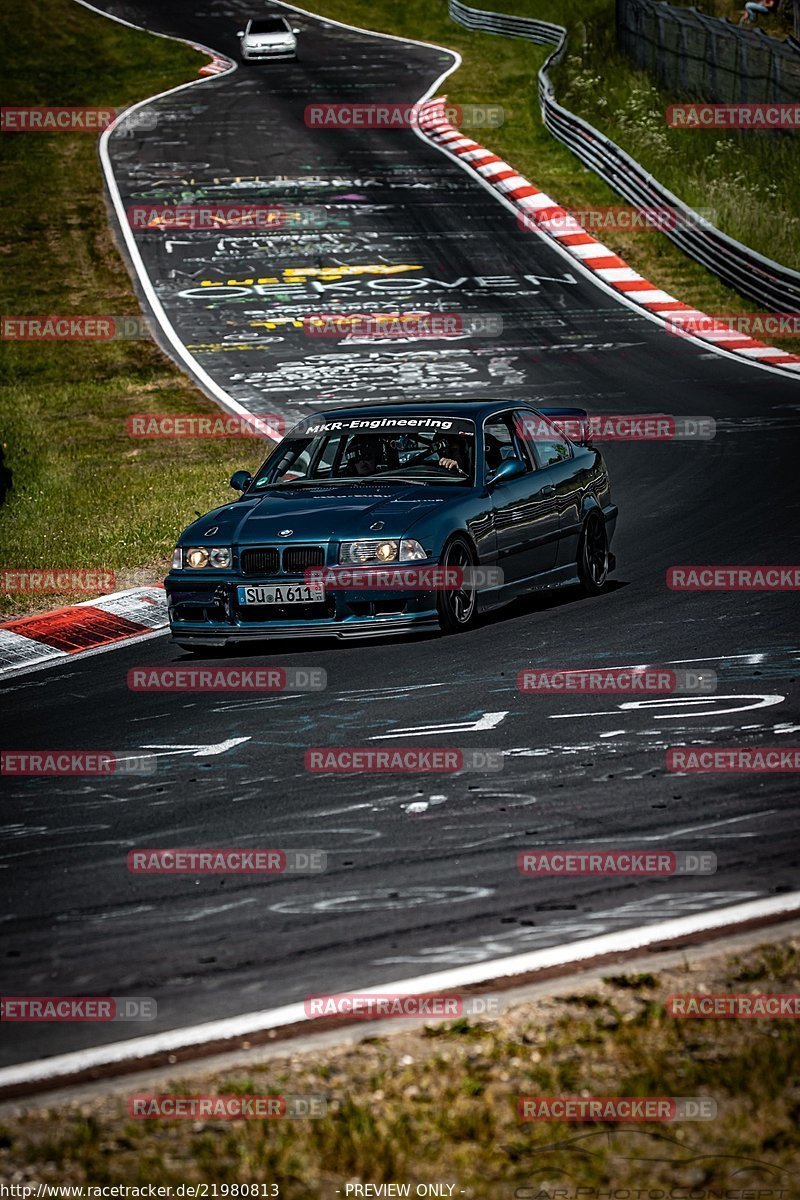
[76, 2, 286, 441]
[369, 711, 508, 738]
[2, 890, 798, 1091]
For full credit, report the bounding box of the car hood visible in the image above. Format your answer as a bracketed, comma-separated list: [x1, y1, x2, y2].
[181, 484, 462, 545]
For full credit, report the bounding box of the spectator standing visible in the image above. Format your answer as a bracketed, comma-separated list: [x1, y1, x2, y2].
[739, 0, 778, 26]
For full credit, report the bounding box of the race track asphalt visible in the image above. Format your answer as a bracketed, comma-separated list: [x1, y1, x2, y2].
[1, 0, 798, 1067]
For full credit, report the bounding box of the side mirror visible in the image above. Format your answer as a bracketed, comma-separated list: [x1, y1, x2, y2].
[292, 26, 300, 33]
[489, 458, 526, 486]
[229, 470, 252, 492]
[236, 29, 245, 37]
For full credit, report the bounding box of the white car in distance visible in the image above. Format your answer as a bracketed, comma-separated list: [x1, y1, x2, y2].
[238, 16, 299, 61]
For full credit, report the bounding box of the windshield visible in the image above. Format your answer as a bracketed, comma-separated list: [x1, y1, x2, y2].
[250, 416, 476, 489]
[247, 17, 289, 33]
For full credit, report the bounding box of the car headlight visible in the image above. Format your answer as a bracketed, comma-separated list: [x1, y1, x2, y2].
[339, 539, 428, 564]
[181, 546, 232, 569]
[340, 539, 398, 564]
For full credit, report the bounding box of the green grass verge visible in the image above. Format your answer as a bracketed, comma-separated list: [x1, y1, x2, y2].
[2, 938, 798, 1193]
[0, 0, 257, 619]
[553, 3, 800, 272]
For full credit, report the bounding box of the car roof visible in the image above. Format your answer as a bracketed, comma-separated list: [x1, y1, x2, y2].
[305, 399, 540, 423]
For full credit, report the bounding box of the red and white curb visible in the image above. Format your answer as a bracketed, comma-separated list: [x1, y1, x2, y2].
[0, 890, 798, 1098]
[417, 98, 800, 376]
[197, 51, 234, 76]
[0, 586, 167, 678]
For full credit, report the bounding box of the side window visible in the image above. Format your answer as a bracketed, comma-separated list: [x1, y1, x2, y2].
[516, 410, 572, 469]
[484, 412, 534, 475]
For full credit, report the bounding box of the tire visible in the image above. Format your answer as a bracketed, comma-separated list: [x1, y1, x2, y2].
[436, 535, 479, 634]
[577, 513, 609, 595]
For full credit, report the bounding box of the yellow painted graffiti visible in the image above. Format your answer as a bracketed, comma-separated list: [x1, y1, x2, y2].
[186, 342, 284, 351]
[247, 318, 305, 330]
[199, 264, 423, 287]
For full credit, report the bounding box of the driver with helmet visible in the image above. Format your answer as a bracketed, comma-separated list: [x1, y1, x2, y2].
[341, 435, 396, 477]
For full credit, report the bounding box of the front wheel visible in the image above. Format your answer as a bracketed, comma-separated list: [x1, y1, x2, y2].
[577, 513, 609, 595]
[436, 536, 479, 633]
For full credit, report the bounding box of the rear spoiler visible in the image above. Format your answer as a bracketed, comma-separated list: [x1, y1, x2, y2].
[537, 407, 592, 446]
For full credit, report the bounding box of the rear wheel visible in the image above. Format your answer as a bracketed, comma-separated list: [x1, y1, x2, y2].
[577, 513, 609, 595]
[436, 536, 479, 633]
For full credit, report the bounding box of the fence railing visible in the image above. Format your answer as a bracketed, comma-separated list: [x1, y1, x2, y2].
[617, 0, 800, 104]
[448, 0, 800, 313]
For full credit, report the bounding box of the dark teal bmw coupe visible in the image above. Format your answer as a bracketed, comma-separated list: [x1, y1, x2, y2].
[164, 399, 617, 650]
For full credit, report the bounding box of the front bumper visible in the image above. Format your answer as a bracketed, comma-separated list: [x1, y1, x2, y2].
[165, 573, 440, 644]
[170, 614, 440, 646]
[242, 45, 296, 59]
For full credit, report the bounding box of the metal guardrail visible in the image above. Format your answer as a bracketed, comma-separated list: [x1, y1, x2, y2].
[449, 0, 800, 312]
